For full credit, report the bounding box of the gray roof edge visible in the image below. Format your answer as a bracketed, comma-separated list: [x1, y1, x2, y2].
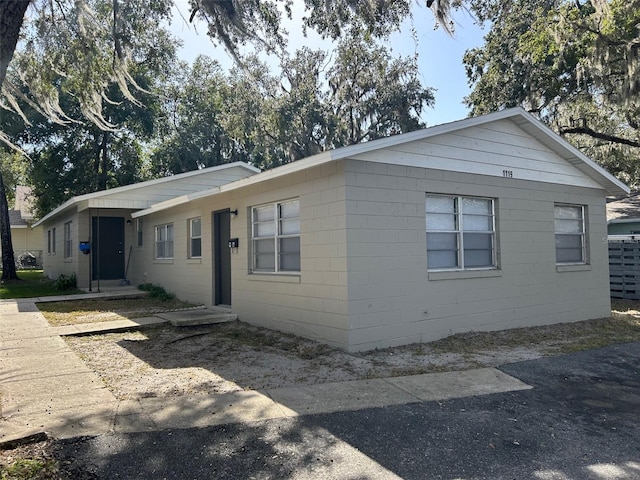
[33, 162, 259, 227]
[329, 107, 628, 195]
[512, 111, 630, 196]
[133, 108, 630, 218]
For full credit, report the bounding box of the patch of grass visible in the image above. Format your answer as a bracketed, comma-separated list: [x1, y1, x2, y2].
[0, 457, 59, 480]
[0, 271, 83, 299]
[429, 311, 640, 356]
[138, 283, 175, 301]
[38, 296, 199, 326]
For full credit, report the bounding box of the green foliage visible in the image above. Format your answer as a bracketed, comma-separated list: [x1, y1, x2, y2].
[152, 31, 434, 174]
[463, 0, 640, 186]
[0, 151, 28, 206]
[53, 273, 77, 291]
[138, 283, 175, 301]
[0, 458, 58, 480]
[0, 270, 81, 299]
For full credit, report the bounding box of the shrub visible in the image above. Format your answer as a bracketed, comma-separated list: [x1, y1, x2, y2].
[53, 273, 76, 291]
[138, 283, 175, 301]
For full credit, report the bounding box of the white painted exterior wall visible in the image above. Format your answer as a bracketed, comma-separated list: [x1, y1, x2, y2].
[342, 161, 609, 350]
[38, 110, 623, 351]
[133, 116, 616, 351]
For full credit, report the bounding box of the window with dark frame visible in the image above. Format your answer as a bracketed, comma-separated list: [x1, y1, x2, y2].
[251, 199, 300, 273]
[426, 194, 496, 271]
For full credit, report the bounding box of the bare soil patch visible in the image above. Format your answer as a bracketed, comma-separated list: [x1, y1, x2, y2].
[38, 296, 198, 326]
[59, 299, 640, 401]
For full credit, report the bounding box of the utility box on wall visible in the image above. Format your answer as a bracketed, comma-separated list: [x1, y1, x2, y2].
[79, 241, 91, 255]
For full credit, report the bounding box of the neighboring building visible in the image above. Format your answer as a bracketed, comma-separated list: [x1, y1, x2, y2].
[36, 108, 629, 351]
[606, 193, 640, 237]
[33, 162, 260, 286]
[3, 186, 44, 268]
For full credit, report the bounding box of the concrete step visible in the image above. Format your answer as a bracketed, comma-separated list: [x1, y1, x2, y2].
[156, 309, 238, 327]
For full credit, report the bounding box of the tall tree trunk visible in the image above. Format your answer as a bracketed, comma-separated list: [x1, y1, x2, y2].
[98, 131, 110, 190]
[0, 0, 30, 90]
[0, 170, 18, 280]
[0, 0, 29, 281]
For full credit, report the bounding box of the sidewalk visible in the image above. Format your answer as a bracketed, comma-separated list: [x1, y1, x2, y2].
[0, 294, 532, 444]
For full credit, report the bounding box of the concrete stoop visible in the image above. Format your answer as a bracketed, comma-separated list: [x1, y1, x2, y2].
[156, 308, 238, 327]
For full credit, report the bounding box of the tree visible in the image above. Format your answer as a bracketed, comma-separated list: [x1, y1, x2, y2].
[151, 56, 242, 174]
[463, 0, 640, 185]
[328, 30, 434, 145]
[0, 0, 176, 279]
[0, 0, 456, 280]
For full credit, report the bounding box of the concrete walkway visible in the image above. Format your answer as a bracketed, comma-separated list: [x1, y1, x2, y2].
[0, 293, 532, 445]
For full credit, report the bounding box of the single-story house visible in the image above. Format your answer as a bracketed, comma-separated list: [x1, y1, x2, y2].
[606, 193, 640, 238]
[3, 186, 43, 267]
[33, 162, 260, 286]
[36, 108, 629, 352]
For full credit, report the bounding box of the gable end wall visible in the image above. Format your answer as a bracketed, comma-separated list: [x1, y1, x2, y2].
[343, 159, 610, 351]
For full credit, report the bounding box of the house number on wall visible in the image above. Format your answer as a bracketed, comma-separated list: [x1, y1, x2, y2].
[503, 170, 514, 178]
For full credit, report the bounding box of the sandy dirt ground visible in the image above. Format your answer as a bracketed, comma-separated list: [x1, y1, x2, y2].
[57, 299, 640, 401]
[63, 321, 564, 401]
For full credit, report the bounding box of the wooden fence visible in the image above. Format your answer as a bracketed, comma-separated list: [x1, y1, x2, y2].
[609, 241, 640, 300]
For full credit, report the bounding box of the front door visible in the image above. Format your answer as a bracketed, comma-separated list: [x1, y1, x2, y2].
[213, 210, 232, 306]
[92, 217, 125, 280]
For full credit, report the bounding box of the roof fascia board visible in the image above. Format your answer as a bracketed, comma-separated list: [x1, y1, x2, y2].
[32, 199, 77, 227]
[515, 113, 629, 195]
[131, 193, 192, 218]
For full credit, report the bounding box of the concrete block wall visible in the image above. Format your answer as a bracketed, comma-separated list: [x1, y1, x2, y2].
[343, 159, 611, 351]
[128, 203, 213, 306]
[228, 162, 351, 348]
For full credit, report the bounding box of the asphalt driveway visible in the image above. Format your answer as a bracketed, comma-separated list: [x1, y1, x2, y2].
[52, 342, 640, 479]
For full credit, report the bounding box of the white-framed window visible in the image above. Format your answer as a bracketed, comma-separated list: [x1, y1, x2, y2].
[136, 218, 143, 247]
[47, 229, 52, 254]
[554, 204, 586, 264]
[426, 194, 496, 270]
[155, 223, 174, 259]
[64, 222, 72, 258]
[189, 217, 202, 258]
[251, 199, 300, 273]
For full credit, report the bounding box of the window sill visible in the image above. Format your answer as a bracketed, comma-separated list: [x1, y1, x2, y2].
[247, 273, 301, 283]
[64, 258, 72, 263]
[556, 264, 591, 272]
[428, 269, 502, 281]
[153, 258, 174, 264]
[187, 258, 202, 264]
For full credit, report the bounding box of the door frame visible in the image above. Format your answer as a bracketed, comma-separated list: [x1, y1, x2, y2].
[213, 209, 232, 306]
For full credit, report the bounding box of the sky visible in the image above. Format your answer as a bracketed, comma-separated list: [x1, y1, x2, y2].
[168, 1, 487, 127]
